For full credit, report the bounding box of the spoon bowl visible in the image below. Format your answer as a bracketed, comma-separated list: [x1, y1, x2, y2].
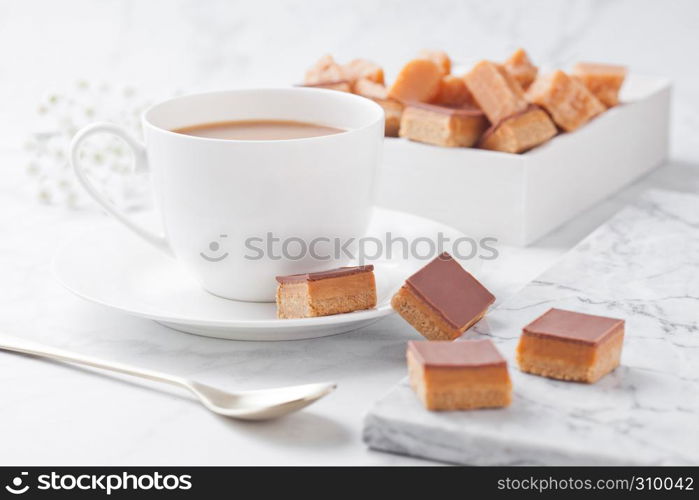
[187, 381, 337, 420]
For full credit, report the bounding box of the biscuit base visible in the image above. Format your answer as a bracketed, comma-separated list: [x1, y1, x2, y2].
[515, 325, 624, 383]
[391, 285, 487, 340]
[276, 272, 377, 319]
[408, 351, 512, 411]
[399, 106, 488, 148]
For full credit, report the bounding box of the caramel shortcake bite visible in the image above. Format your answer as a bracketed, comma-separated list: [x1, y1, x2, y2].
[417, 49, 451, 75]
[342, 58, 385, 86]
[304, 54, 346, 85]
[353, 79, 389, 100]
[276, 265, 376, 319]
[388, 58, 443, 103]
[526, 70, 605, 132]
[464, 60, 528, 124]
[503, 48, 538, 90]
[431, 75, 478, 108]
[407, 339, 512, 411]
[572, 62, 627, 108]
[516, 308, 625, 383]
[391, 253, 495, 340]
[399, 102, 488, 147]
[479, 106, 557, 154]
[305, 55, 384, 91]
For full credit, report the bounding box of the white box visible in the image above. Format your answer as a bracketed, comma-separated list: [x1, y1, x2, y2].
[375, 76, 671, 245]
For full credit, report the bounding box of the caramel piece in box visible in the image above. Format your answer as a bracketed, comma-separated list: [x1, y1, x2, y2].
[526, 70, 605, 132]
[408, 339, 512, 411]
[305, 55, 384, 90]
[353, 80, 403, 137]
[304, 54, 346, 85]
[572, 62, 627, 108]
[464, 60, 528, 124]
[343, 58, 385, 87]
[399, 102, 487, 147]
[503, 48, 538, 90]
[276, 266, 377, 319]
[353, 79, 389, 100]
[431, 75, 477, 108]
[479, 106, 557, 154]
[516, 308, 625, 383]
[418, 49, 451, 75]
[392, 253, 495, 340]
[388, 58, 443, 103]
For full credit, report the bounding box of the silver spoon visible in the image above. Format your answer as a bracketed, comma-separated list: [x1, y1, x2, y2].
[0, 335, 336, 420]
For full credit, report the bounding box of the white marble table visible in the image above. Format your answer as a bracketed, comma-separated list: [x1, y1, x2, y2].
[1, 0, 699, 466]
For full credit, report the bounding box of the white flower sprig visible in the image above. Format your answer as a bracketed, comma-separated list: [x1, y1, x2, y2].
[24, 80, 162, 211]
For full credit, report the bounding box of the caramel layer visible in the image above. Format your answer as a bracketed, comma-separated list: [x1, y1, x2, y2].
[306, 271, 376, 302]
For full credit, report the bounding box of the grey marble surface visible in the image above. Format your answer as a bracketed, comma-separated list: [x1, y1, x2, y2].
[364, 189, 699, 465]
[1, 0, 699, 465]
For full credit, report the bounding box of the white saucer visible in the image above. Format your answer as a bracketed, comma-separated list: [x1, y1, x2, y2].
[52, 208, 478, 341]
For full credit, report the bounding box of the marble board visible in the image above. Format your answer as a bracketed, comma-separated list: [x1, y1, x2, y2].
[363, 189, 699, 465]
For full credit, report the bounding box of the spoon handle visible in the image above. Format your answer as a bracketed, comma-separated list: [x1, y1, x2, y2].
[0, 335, 188, 388]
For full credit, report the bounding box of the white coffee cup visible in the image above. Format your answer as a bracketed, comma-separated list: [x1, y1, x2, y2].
[70, 88, 384, 301]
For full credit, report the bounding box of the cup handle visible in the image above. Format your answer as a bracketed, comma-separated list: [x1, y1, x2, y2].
[69, 122, 172, 256]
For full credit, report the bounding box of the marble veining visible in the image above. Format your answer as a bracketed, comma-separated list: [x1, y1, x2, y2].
[363, 190, 699, 465]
